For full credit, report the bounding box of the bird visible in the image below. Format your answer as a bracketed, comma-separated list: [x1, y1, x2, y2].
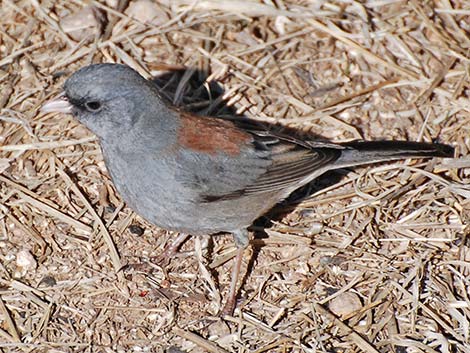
[41, 63, 454, 314]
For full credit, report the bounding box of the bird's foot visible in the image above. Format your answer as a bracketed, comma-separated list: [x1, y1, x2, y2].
[121, 233, 191, 274]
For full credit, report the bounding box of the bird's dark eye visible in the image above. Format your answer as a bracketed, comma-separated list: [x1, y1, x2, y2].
[84, 101, 102, 112]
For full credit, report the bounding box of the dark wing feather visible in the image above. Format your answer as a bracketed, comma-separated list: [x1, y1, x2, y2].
[202, 125, 343, 201]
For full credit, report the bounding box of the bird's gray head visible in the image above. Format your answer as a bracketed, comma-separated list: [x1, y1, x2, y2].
[43, 64, 160, 140]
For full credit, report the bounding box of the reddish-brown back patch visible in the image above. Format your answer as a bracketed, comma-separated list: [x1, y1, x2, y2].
[177, 113, 252, 156]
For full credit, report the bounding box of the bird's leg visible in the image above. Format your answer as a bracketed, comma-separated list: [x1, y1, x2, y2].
[222, 246, 245, 315]
[150, 232, 191, 267]
[222, 229, 249, 315]
[122, 232, 190, 274]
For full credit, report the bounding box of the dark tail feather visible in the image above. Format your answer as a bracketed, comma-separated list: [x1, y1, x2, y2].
[333, 140, 454, 169]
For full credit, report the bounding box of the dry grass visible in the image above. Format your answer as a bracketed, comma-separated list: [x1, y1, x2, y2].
[1, 0, 470, 352]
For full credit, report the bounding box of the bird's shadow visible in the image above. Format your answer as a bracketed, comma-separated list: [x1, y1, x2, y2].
[152, 68, 234, 117]
[150, 67, 350, 302]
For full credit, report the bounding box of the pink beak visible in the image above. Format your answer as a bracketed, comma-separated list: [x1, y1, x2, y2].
[41, 92, 73, 114]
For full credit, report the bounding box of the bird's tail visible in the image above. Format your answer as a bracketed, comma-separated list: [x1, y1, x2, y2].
[332, 141, 454, 169]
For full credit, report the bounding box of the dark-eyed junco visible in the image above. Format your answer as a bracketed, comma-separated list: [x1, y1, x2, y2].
[42, 63, 454, 314]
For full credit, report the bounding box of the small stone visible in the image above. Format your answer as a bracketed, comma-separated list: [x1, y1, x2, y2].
[60, 6, 107, 41]
[16, 250, 37, 271]
[125, 0, 169, 25]
[129, 224, 145, 236]
[329, 292, 362, 318]
[305, 222, 323, 235]
[39, 275, 57, 287]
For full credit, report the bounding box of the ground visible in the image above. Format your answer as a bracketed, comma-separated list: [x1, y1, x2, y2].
[0, 1, 469, 352]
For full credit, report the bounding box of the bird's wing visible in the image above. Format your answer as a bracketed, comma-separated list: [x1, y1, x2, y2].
[176, 114, 344, 201]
